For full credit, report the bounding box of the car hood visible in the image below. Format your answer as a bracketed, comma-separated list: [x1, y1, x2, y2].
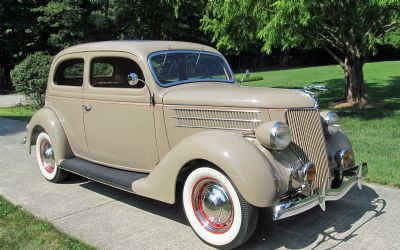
[161, 83, 316, 109]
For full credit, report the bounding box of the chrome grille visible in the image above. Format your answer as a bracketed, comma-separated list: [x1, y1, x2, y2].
[173, 108, 261, 131]
[286, 109, 329, 188]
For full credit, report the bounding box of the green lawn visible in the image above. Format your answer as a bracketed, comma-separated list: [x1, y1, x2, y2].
[0, 105, 36, 122]
[0, 196, 93, 250]
[239, 60, 400, 187]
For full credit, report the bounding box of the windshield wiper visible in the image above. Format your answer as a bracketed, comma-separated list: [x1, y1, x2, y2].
[195, 48, 204, 66]
[195, 52, 201, 66]
[162, 45, 170, 68]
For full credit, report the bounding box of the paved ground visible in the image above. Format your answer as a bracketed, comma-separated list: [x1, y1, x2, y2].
[0, 94, 26, 107]
[0, 117, 399, 249]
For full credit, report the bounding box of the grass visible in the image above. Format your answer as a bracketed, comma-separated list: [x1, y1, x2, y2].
[238, 60, 400, 187]
[0, 105, 36, 122]
[0, 196, 94, 250]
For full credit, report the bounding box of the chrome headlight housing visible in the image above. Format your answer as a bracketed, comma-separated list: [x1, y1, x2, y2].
[256, 121, 292, 150]
[322, 111, 340, 135]
[335, 148, 355, 169]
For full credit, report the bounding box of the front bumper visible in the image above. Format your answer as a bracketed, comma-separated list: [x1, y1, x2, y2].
[273, 163, 368, 220]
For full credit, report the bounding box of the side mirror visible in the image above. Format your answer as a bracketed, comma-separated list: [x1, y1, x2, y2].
[126, 72, 154, 105]
[127, 73, 139, 86]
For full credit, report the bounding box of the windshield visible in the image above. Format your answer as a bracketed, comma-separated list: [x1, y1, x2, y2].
[148, 51, 234, 87]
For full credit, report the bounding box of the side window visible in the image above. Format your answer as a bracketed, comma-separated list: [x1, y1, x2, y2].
[90, 57, 145, 88]
[54, 59, 84, 86]
[92, 62, 114, 77]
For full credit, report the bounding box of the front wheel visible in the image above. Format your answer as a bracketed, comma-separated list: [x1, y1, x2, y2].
[35, 132, 68, 183]
[183, 167, 258, 249]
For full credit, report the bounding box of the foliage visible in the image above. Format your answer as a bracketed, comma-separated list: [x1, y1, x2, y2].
[34, 1, 86, 51]
[201, 0, 400, 102]
[201, 0, 400, 55]
[200, 0, 260, 53]
[243, 60, 400, 187]
[0, 0, 43, 93]
[113, 0, 208, 42]
[383, 29, 400, 48]
[0, 0, 213, 94]
[112, 0, 175, 40]
[10, 52, 53, 108]
[236, 74, 264, 83]
[0, 196, 94, 249]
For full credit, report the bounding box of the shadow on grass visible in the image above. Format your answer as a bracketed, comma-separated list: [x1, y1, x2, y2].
[336, 76, 400, 120]
[271, 76, 400, 120]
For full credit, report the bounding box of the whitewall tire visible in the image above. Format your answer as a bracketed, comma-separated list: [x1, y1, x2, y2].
[183, 166, 258, 249]
[35, 132, 68, 182]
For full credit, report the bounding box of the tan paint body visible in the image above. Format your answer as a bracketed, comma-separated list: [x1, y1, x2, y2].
[26, 41, 354, 208]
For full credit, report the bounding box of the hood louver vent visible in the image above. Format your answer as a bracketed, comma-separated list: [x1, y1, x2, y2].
[173, 108, 261, 131]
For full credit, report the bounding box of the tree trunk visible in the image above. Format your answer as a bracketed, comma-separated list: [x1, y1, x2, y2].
[259, 53, 265, 68]
[343, 56, 365, 103]
[0, 65, 12, 95]
[280, 51, 289, 66]
[252, 52, 258, 70]
[238, 54, 241, 71]
[104, 0, 109, 18]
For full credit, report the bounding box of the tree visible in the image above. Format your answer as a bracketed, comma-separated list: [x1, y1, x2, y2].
[383, 28, 400, 48]
[200, 0, 259, 53]
[201, 0, 400, 103]
[0, 0, 44, 94]
[34, 1, 87, 51]
[165, 0, 213, 43]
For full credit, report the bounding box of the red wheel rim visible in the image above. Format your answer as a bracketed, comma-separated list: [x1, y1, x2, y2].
[191, 177, 234, 234]
[40, 139, 55, 174]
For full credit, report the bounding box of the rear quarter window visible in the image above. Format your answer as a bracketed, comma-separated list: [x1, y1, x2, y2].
[54, 59, 84, 86]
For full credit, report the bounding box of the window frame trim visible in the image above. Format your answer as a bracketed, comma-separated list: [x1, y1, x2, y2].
[147, 50, 235, 88]
[88, 56, 145, 89]
[53, 58, 85, 87]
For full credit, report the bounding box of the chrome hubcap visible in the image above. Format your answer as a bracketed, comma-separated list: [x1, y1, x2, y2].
[192, 178, 234, 233]
[40, 139, 55, 173]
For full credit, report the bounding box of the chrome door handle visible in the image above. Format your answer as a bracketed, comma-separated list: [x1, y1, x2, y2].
[83, 104, 92, 111]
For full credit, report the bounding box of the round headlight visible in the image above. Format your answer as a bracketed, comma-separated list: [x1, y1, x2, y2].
[256, 122, 292, 150]
[323, 111, 340, 135]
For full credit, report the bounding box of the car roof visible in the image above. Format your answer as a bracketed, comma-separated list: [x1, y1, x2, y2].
[57, 40, 222, 59]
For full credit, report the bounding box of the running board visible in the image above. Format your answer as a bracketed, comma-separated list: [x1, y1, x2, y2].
[59, 158, 148, 193]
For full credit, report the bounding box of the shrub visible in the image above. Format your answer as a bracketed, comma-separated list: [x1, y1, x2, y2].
[11, 52, 53, 108]
[236, 74, 264, 83]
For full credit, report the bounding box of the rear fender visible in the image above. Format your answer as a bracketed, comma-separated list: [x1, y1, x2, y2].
[132, 130, 277, 207]
[26, 108, 73, 165]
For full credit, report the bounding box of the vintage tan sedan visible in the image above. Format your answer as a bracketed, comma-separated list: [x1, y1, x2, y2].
[25, 41, 368, 249]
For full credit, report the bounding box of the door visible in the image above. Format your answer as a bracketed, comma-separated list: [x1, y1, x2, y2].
[47, 56, 88, 157]
[83, 52, 158, 172]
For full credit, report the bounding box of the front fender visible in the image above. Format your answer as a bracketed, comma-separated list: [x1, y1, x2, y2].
[326, 130, 354, 161]
[132, 130, 277, 207]
[26, 108, 73, 165]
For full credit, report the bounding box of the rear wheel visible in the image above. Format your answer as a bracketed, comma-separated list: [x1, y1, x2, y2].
[35, 132, 68, 182]
[183, 167, 258, 249]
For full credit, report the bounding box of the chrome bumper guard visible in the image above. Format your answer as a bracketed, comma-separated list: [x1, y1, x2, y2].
[273, 163, 368, 220]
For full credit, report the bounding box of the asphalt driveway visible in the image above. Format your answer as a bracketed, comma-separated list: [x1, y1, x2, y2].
[0, 117, 399, 249]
